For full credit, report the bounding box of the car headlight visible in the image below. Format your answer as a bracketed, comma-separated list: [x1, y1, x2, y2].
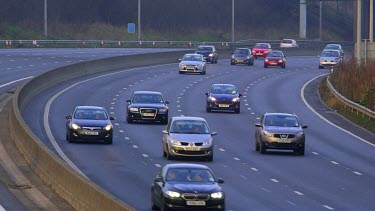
[279, 59, 282, 63]
[165, 191, 181, 198]
[231, 55, 234, 59]
[170, 138, 181, 146]
[72, 123, 81, 130]
[265, 59, 269, 62]
[247, 56, 251, 59]
[129, 107, 139, 112]
[296, 131, 304, 138]
[263, 131, 273, 137]
[232, 97, 239, 102]
[208, 96, 217, 102]
[211, 192, 223, 199]
[159, 108, 168, 113]
[203, 139, 212, 146]
[209, 53, 213, 57]
[104, 125, 112, 131]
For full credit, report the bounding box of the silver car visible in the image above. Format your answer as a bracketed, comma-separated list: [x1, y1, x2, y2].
[319, 49, 341, 69]
[255, 113, 307, 155]
[179, 54, 207, 74]
[162, 116, 217, 161]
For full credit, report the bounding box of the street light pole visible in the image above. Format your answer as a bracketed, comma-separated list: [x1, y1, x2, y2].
[44, 0, 47, 37]
[319, 1, 322, 41]
[138, 0, 141, 41]
[232, 0, 234, 43]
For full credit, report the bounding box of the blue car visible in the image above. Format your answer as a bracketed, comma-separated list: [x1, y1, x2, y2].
[195, 45, 218, 64]
[205, 84, 242, 113]
[231, 48, 254, 66]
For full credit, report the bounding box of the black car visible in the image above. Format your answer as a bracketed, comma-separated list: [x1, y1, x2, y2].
[65, 106, 115, 144]
[126, 91, 169, 124]
[151, 163, 225, 211]
[195, 45, 218, 64]
[205, 84, 242, 113]
[231, 48, 254, 66]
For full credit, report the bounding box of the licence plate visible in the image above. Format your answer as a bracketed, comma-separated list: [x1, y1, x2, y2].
[257, 52, 262, 55]
[278, 139, 292, 143]
[84, 131, 99, 135]
[237, 59, 243, 62]
[187, 201, 206, 206]
[218, 104, 230, 108]
[185, 147, 200, 151]
[142, 113, 155, 117]
[270, 62, 277, 65]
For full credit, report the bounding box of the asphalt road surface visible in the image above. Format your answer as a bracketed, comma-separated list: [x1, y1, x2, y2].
[22, 55, 375, 210]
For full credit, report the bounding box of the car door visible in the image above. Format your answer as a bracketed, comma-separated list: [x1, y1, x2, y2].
[162, 120, 172, 147]
[152, 172, 165, 207]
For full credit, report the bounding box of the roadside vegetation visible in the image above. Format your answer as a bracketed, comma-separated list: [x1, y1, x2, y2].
[319, 58, 375, 133]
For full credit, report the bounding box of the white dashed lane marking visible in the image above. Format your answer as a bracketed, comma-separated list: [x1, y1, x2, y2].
[287, 201, 296, 206]
[233, 157, 240, 161]
[312, 152, 319, 155]
[125, 137, 130, 140]
[261, 187, 271, 192]
[353, 171, 363, 176]
[119, 130, 124, 133]
[155, 164, 162, 168]
[219, 148, 226, 152]
[330, 161, 339, 165]
[251, 168, 259, 172]
[270, 179, 279, 183]
[142, 154, 149, 158]
[132, 145, 138, 148]
[114, 123, 119, 126]
[323, 205, 334, 210]
[294, 191, 304, 196]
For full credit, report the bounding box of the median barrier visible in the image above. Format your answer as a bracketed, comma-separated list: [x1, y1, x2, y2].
[9, 49, 192, 211]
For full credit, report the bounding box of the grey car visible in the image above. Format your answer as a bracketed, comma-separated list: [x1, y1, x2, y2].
[319, 49, 341, 69]
[179, 53, 207, 74]
[162, 116, 217, 161]
[255, 113, 307, 155]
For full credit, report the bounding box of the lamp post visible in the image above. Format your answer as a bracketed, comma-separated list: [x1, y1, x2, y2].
[232, 0, 234, 43]
[44, 0, 47, 37]
[138, 0, 141, 41]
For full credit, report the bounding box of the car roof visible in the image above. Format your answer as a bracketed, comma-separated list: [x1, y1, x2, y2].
[235, 48, 250, 50]
[133, 91, 162, 95]
[198, 45, 214, 48]
[75, 106, 104, 110]
[269, 50, 282, 53]
[171, 116, 206, 121]
[322, 49, 340, 52]
[255, 42, 270, 45]
[264, 112, 296, 117]
[326, 44, 341, 46]
[164, 163, 210, 170]
[211, 83, 235, 87]
[183, 53, 202, 56]
[282, 39, 295, 41]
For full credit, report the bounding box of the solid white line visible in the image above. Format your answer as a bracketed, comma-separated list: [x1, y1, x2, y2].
[322, 205, 334, 210]
[301, 74, 375, 147]
[0, 76, 34, 88]
[261, 187, 271, 192]
[294, 191, 304, 196]
[0, 204, 5, 211]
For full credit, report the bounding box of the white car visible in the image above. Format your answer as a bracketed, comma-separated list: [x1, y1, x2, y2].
[319, 49, 341, 69]
[178, 53, 207, 74]
[280, 39, 298, 48]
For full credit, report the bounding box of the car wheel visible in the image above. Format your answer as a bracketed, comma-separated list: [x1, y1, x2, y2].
[161, 119, 168, 125]
[281, 63, 286, 68]
[255, 140, 260, 151]
[166, 145, 173, 160]
[151, 194, 159, 210]
[206, 154, 213, 162]
[260, 141, 267, 154]
[67, 132, 75, 143]
[319, 65, 324, 69]
[161, 200, 170, 211]
[163, 145, 167, 157]
[206, 106, 211, 112]
[234, 108, 240, 114]
[231, 62, 235, 65]
[105, 137, 113, 145]
[126, 115, 133, 124]
[251, 59, 255, 66]
[179, 71, 184, 74]
[264, 64, 268, 68]
[254, 56, 258, 59]
[295, 145, 305, 155]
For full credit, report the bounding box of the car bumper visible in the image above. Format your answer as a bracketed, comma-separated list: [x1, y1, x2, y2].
[207, 102, 239, 111]
[320, 61, 338, 67]
[164, 196, 225, 210]
[128, 112, 168, 122]
[265, 61, 284, 66]
[69, 129, 112, 141]
[231, 58, 251, 64]
[260, 136, 305, 150]
[169, 145, 213, 157]
[252, 52, 267, 57]
[203, 56, 214, 62]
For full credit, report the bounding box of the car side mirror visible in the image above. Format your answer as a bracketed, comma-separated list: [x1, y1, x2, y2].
[162, 130, 169, 134]
[165, 101, 170, 105]
[255, 123, 262, 127]
[211, 132, 218, 136]
[217, 178, 224, 183]
[178, 59, 181, 62]
[109, 117, 115, 120]
[302, 124, 308, 129]
[239, 94, 243, 97]
[154, 176, 163, 183]
[65, 115, 72, 120]
[205, 92, 208, 96]
[126, 100, 131, 103]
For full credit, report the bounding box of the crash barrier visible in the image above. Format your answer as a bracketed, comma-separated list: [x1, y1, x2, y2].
[327, 75, 375, 119]
[9, 50, 192, 211]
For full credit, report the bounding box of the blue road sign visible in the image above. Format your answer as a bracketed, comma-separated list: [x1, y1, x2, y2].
[128, 23, 135, 33]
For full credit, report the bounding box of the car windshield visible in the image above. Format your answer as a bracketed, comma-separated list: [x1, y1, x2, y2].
[267, 51, 282, 57]
[211, 85, 237, 94]
[264, 115, 300, 127]
[282, 39, 292, 43]
[170, 120, 210, 134]
[132, 94, 164, 104]
[197, 46, 213, 51]
[254, 44, 269, 49]
[321, 51, 339, 57]
[234, 49, 249, 54]
[74, 109, 108, 120]
[166, 168, 215, 183]
[182, 55, 202, 61]
[325, 45, 340, 50]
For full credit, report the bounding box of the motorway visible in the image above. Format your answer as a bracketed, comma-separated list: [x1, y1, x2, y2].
[18, 52, 375, 211]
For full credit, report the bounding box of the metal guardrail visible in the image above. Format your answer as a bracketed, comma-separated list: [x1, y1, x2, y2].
[327, 75, 375, 119]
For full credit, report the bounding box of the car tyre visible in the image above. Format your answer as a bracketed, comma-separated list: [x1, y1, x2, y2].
[166, 146, 173, 160]
[206, 106, 211, 112]
[295, 145, 305, 156]
[234, 108, 240, 114]
[231, 62, 235, 65]
[179, 71, 184, 74]
[251, 60, 255, 66]
[151, 194, 159, 210]
[67, 132, 75, 143]
[281, 64, 286, 68]
[264, 64, 268, 68]
[255, 140, 260, 151]
[319, 65, 324, 69]
[161, 201, 170, 211]
[206, 154, 213, 162]
[260, 141, 267, 154]
[126, 115, 133, 124]
[105, 137, 113, 145]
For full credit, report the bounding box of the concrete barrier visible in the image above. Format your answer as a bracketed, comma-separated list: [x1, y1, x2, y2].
[9, 49, 192, 211]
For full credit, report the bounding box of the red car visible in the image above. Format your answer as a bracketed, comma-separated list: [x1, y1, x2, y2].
[252, 43, 272, 58]
[264, 50, 286, 68]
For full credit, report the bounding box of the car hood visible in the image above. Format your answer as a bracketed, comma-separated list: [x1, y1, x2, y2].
[266, 57, 283, 60]
[233, 54, 249, 58]
[166, 182, 222, 193]
[72, 119, 110, 127]
[196, 51, 211, 56]
[170, 133, 211, 142]
[128, 103, 167, 109]
[180, 61, 203, 65]
[210, 94, 238, 101]
[253, 48, 269, 52]
[265, 126, 302, 134]
[320, 56, 339, 61]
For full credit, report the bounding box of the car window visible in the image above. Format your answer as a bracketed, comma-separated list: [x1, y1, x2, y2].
[74, 109, 108, 120]
[211, 85, 237, 94]
[166, 168, 215, 183]
[182, 55, 202, 61]
[321, 51, 338, 57]
[132, 94, 164, 104]
[268, 51, 281, 57]
[265, 115, 299, 127]
[255, 44, 269, 49]
[170, 120, 210, 134]
[198, 46, 213, 51]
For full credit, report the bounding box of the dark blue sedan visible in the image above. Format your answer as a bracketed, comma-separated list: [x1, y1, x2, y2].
[231, 48, 254, 66]
[205, 84, 242, 113]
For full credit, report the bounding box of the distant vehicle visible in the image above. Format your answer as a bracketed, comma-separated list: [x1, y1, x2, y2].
[230, 48, 254, 65]
[179, 53, 207, 74]
[151, 163, 225, 211]
[255, 113, 307, 155]
[319, 49, 341, 69]
[205, 84, 242, 113]
[324, 44, 344, 57]
[280, 39, 299, 48]
[252, 43, 272, 59]
[195, 45, 219, 63]
[264, 50, 286, 68]
[162, 116, 217, 161]
[126, 91, 169, 124]
[65, 106, 115, 144]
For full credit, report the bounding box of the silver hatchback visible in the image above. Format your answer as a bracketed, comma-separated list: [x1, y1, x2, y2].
[162, 116, 217, 161]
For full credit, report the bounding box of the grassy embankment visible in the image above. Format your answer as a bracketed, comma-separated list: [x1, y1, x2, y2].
[319, 58, 375, 134]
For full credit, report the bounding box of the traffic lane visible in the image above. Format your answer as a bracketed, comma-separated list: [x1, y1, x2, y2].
[0, 168, 27, 211]
[245, 68, 375, 210]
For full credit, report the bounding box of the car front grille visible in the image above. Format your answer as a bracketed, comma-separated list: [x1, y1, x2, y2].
[180, 142, 203, 146]
[274, 134, 295, 139]
[216, 101, 231, 104]
[140, 108, 158, 119]
[182, 193, 210, 201]
[82, 127, 102, 131]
